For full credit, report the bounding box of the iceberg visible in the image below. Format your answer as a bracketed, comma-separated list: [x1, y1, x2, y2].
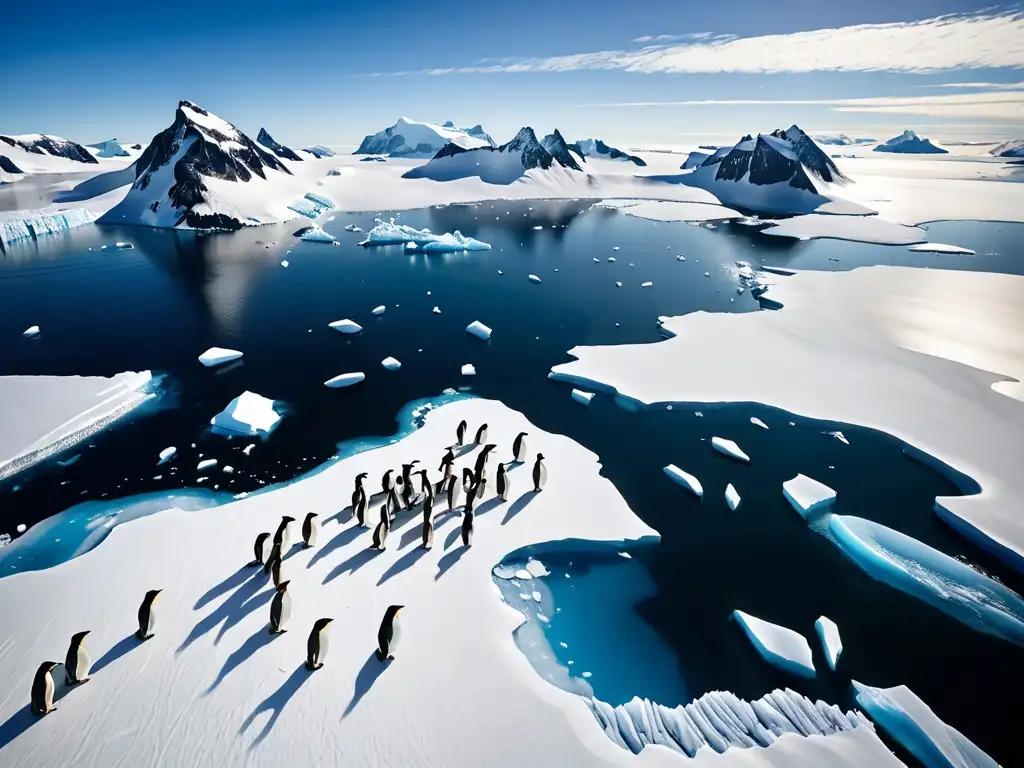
[325, 372, 366, 388]
[432, 306, 441, 314]
[358, 218, 490, 252]
[210, 391, 283, 438]
[852, 682, 997, 768]
[329, 319, 362, 334]
[420, 232, 491, 253]
[751, 417, 769, 430]
[0, 208, 98, 248]
[197, 459, 217, 472]
[294, 224, 337, 243]
[372, 305, 386, 315]
[157, 446, 177, 464]
[907, 243, 976, 255]
[664, 465, 703, 496]
[641, 281, 653, 287]
[198, 347, 243, 367]
[733, 610, 815, 678]
[782, 474, 836, 519]
[571, 389, 595, 405]
[814, 616, 842, 671]
[381, 357, 401, 371]
[466, 321, 492, 340]
[100, 241, 134, 251]
[343, 223, 362, 232]
[462, 364, 476, 376]
[22, 325, 40, 337]
[712, 437, 750, 463]
[528, 274, 542, 284]
[725, 483, 741, 511]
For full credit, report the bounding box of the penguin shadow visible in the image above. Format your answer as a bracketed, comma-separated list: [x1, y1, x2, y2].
[398, 525, 425, 551]
[343, 652, 392, 719]
[178, 570, 272, 653]
[307, 524, 364, 569]
[91, 635, 139, 674]
[474, 496, 503, 517]
[442, 524, 464, 551]
[283, 543, 306, 561]
[0, 706, 42, 752]
[194, 565, 253, 611]
[502, 492, 538, 525]
[324, 505, 353, 526]
[206, 629, 278, 694]
[240, 664, 314, 749]
[453, 444, 478, 458]
[435, 546, 468, 580]
[377, 546, 430, 586]
[322, 547, 382, 584]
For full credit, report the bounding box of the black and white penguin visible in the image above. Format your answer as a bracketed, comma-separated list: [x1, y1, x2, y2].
[418, 469, 434, 504]
[352, 472, 368, 512]
[269, 581, 292, 634]
[461, 509, 475, 547]
[306, 618, 334, 671]
[421, 514, 434, 550]
[386, 485, 402, 521]
[512, 432, 529, 463]
[271, 557, 285, 589]
[301, 512, 319, 548]
[136, 589, 162, 641]
[372, 505, 390, 550]
[445, 474, 461, 511]
[473, 443, 497, 481]
[250, 532, 272, 567]
[455, 420, 467, 447]
[496, 462, 511, 502]
[264, 542, 282, 576]
[464, 478, 480, 514]
[532, 453, 547, 492]
[354, 487, 369, 528]
[376, 605, 404, 661]
[273, 515, 296, 553]
[436, 448, 454, 493]
[462, 467, 476, 493]
[474, 423, 489, 445]
[64, 630, 92, 685]
[30, 661, 60, 716]
[401, 462, 419, 508]
[381, 469, 396, 496]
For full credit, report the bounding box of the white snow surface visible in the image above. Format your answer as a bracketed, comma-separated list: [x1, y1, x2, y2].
[712, 437, 750, 463]
[782, 475, 837, 519]
[356, 117, 492, 157]
[198, 347, 243, 368]
[760, 215, 926, 245]
[593, 199, 741, 223]
[210, 391, 283, 438]
[550, 266, 1024, 572]
[466, 321, 492, 341]
[324, 372, 366, 388]
[814, 617, 842, 671]
[664, 465, 703, 496]
[907, 243, 976, 255]
[0, 371, 154, 482]
[733, 611, 816, 678]
[852, 682, 997, 768]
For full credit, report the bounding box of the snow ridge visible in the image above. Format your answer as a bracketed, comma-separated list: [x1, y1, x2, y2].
[355, 117, 492, 157]
[0, 134, 97, 164]
[256, 128, 304, 162]
[571, 138, 647, 167]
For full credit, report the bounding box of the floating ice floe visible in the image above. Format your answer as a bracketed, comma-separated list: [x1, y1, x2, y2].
[827, 430, 850, 445]
[750, 417, 769, 429]
[677, 255, 686, 261]
[664, 465, 703, 496]
[210, 391, 284, 438]
[344, 223, 361, 232]
[783, 474, 837, 519]
[242, 444, 254, 456]
[197, 459, 217, 472]
[852, 682, 997, 768]
[466, 321, 492, 340]
[100, 241, 134, 251]
[22, 326, 40, 337]
[294, 224, 337, 243]
[733, 610, 816, 678]
[0, 208, 98, 247]
[197, 347, 243, 368]
[592, 258, 600, 263]
[461, 364, 476, 376]
[329, 319, 362, 334]
[906, 243, 976, 255]
[613, 246, 620, 251]
[432, 306, 441, 314]
[615, 281, 622, 287]
[725, 483, 741, 511]
[571, 389, 594, 405]
[280, 260, 289, 268]
[815, 616, 843, 671]
[381, 357, 401, 371]
[641, 281, 653, 287]
[158, 447, 177, 464]
[712, 437, 750, 463]
[528, 274, 542, 284]
[358, 218, 490, 252]
[372, 305, 386, 316]
[16, 524, 26, 533]
[608, 257, 616, 262]
[223, 465, 234, 473]
[325, 372, 366, 388]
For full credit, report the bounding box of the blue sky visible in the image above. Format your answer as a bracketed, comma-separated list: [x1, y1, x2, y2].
[1, 0, 1022, 148]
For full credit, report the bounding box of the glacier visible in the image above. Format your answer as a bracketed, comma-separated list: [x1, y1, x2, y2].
[733, 610, 816, 678]
[0, 208, 98, 248]
[359, 217, 490, 252]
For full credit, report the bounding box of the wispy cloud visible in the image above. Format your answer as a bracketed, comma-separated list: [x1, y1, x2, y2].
[366, 11, 1024, 77]
[631, 33, 717, 43]
[921, 81, 1024, 90]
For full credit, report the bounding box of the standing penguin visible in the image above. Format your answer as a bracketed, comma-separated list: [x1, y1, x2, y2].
[532, 453, 547, 493]
[421, 511, 434, 550]
[496, 462, 511, 502]
[376, 605, 404, 661]
[464, 478, 480, 514]
[474, 423, 489, 445]
[386, 484, 402, 521]
[444, 474, 461, 512]
[354, 487, 369, 528]
[401, 462, 419, 508]
[64, 630, 92, 685]
[273, 515, 296, 553]
[372, 504, 390, 550]
[461, 509, 475, 547]
[381, 469, 396, 496]
[271, 557, 285, 589]
[306, 618, 334, 671]
[30, 662, 61, 716]
[473, 444, 497, 481]
[436, 448, 454, 493]
[418, 469, 434, 504]
[455, 420, 467, 447]
[264, 542, 283, 576]
[301, 512, 319, 548]
[352, 473, 368, 519]
[136, 589, 162, 641]
[462, 467, 476, 493]
[269, 581, 291, 635]
[512, 432, 529, 463]
[250, 532, 272, 567]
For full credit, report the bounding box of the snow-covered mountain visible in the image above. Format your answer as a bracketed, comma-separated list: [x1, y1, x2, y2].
[444, 120, 496, 146]
[355, 117, 493, 157]
[991, 139, 1024, 158]
[813, 134, 875, 146]
[100, 100, 295, 230]
[540, 130, 584, 172]
[256, 128, 304, 162]
[403, 126, 583, 184]
[571, 138, 647, 166]
[874, 130, 948, 155]
[0, 134, 97, 164]
[87, 139, 131, 158]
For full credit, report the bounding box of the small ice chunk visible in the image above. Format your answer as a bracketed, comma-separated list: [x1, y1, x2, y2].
[828, 430, 850, 445]
[532, 591, 542, 602]
[733, 610, 816, 678]
[593, 258, 600, 263]
[618, 552, 631, 559]
[294, 224, 337, 243]
[100, 241, 134, 251]
[197, 459, 217, 471]
[466, 321, 492, 340]
[783, 474, 837, 519]
[22, 326, 40, 337]
[571, 389, 595, 405]
[432, 306, 441, 314]
[198, 347, 243, 368]
[371, 305, 386, 316]
[16, 524, 27, 533]
[664, 465, 703, 496]
[158, 447, 177, 464]
[329, 319, 362, 334]
[242, 444, 254, 456]
[751, 417, 769, 430]
[725, 483, 741, 511]
[462, 364, 476, 376]
[814, 616, 843, 671]
[906, 243, 976, 255]
[712, 437, 750, 463]
[210, 391, 284, 437]
[325, 372, 366, 388]
[525, 560, 549, 577]
[528, 274, 542, 284]
[497, 270, 504, 275]
[280, 260, 289, 268]
[381, 357, 401, 371]
[223, 465, 234, 474]
[608, 257, 616, 262]
[615, 281, 622, 287]
[612, 246, 620, 251]
[344, 224, 359, 232]
[677, 255, 686, 261]
[641, 281, 653, 287]
[514, 569, 533, 580]
[704, 271, 711, 277]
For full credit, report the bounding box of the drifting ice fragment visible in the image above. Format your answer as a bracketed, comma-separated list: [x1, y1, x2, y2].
[828, 431, 850, 445]
[593, 258, 600, 263]
[783, 474, 837, 519]
[198, 347, 243, 368]
[664, 465, 703, 496]
[677, 255, 686, 261]
[613, 246, 620, 251]
[461, 364, 476, 376]
[733, 610, 815, 678]
[325, 372, 366, 388]
[100, 242, 134, 251]
[615, 282, 622, 287]
[712, 437, 750, 463]
[16, 524, 26, 533]
[294, 224, 337, 243]
[466, 321, 492, 340]
[381, 357, 401, 371]
[371, 305, 386, 315]
[329, 319, 362, 334]
[641, 281, 653, 287]
[432, 306, 441, 314]
[280, 261, 289, 268]
[197, 459, 217, 472]
[608, 257, 616, 262]
[525, 559, 549, 577]
[242, 444, 254, 456]
[814, 616, 843, 671]
[571, 389, 595, 405]
[344, 224, 360, 232]
[22, 326, 40, 337]
[725, 483, 741, 511]
[211, 391, 284, 437]
[750, 417, 769, 430]
[158, 447, 177, 464]
[528, 274, 542, 284]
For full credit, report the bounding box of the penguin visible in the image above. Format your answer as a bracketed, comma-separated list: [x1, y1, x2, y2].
[401, 461, 420, 491]
[512, 432, 529, 463]
[381, 469, 396, 496]
[464, 478, 480, 514]
[376, 605, 404, 661]
[461, 509, 475, 547]
[532, 453, 547, 493]
[372, 505, 390, 550]
[269, 580, 291, 634]
[455, 420, 467, 447]
[250, 532, 272, 567]
[271, 557, 285, 589]
[445, 474, 461, 512]
[301, 512, 319, 548]
[306, 618, 334, 671]
[462, 467, 476, 493]
[273, 515, 296, 553]
[352, 473, 368, 519]
[418, 469, 434, 506]
[264, 542, 282, 576]
[401, 463, 419, 508]
[64, 630, 92, 686]
[496, 462, 511, 502]
[394, 476, 408, 511]
[31, 661, 60, 716]
[436, 448, 454, 493]
[386, 486, 402, 521]
[421, 514, 434, 550]
[354, 488, 369, 528]
[136, 589, 162, 641]
[473, 443, 497, 479]
[474, 423, 488, 445]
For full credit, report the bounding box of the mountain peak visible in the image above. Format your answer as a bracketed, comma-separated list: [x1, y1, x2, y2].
[257, 127, 304, 162]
